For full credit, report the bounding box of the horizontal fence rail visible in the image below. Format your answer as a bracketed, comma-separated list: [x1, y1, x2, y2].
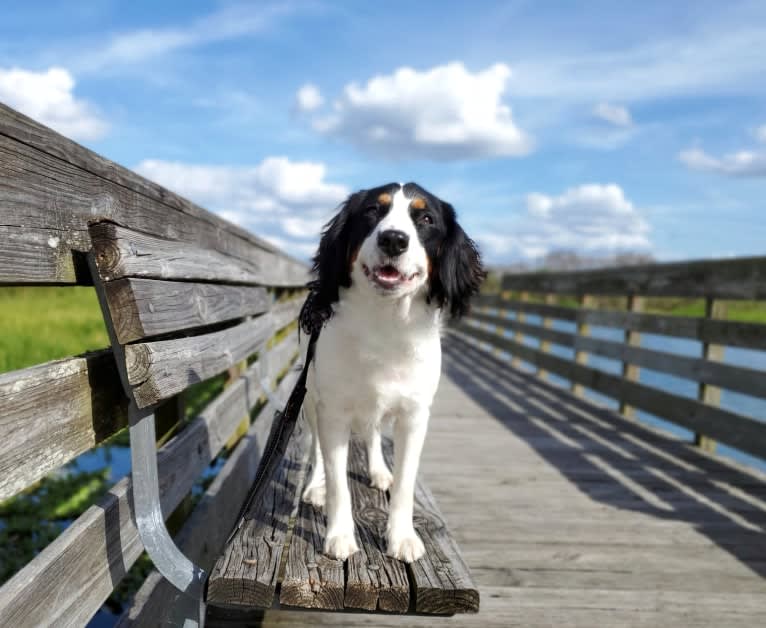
[461, 258, 766, 462]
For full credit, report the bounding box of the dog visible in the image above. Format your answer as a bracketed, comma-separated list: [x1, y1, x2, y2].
[298, 182, 485, 563]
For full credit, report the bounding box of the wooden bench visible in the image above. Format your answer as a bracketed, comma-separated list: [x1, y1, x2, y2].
[0, 101, 477, 626]
[86, 225, 479, 621]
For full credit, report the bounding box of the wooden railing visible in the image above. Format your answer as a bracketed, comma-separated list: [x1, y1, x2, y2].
[456, 257, 766, 461]
[0, 102, 307, 625]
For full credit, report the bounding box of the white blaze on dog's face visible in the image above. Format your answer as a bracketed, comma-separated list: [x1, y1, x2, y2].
[299, 181, 485, 335]
[355, 188, 430, 298]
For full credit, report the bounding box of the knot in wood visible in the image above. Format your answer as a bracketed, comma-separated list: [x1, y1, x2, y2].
[124, 344, 152, 386]
[94, 239, 121, 278]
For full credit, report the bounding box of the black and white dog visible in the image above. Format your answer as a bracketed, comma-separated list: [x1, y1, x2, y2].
[299, 182, 485, 563]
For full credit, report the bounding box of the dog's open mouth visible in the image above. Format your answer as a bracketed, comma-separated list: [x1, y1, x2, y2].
[363, 264, 419, 290]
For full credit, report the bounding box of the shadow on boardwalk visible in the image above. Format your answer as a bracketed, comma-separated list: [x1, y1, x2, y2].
[443, 332, 766, 581]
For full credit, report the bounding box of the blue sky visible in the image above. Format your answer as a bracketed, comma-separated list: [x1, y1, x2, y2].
[1, 0, 764, 264]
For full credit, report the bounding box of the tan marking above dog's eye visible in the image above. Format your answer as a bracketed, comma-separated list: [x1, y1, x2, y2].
[410, 197, 426, 210]
[377, 192, 392, 206]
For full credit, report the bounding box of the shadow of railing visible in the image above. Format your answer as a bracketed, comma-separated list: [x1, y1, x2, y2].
[443, 332, 766, 580]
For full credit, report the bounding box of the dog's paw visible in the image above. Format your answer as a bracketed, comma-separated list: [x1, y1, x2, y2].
[369, 466, 393, 491]
[387, 529, 425, 563]
[302, 484, 326, 509]
[324, 532, 359, 560]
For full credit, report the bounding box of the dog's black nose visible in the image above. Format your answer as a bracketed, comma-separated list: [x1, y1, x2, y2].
[377, 229, 410, 257]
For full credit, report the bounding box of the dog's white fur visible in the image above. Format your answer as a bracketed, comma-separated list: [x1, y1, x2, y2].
[301, 189, 441, 562]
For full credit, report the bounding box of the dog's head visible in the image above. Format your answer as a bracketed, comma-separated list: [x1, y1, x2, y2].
[300, 182, 485, 334]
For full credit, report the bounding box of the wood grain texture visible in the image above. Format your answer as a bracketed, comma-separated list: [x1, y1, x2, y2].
[500, 255, 766, 300]
[279, 499, 346, 610]
[346, 440, 410, 612]
[380, 443, 480, 615]
[0, 337, 297, 627]
[0, 103, 307, 285]
[476, 298, 766, 351]
[455, 323, 766, 459]
[118, 370, 300, 627]
[89, 222, 307, 288]
[125, 315, 274, 407]
[0, 350, 127, 500]
[206, 418, 307, 609]
[103, 278, 270, 343]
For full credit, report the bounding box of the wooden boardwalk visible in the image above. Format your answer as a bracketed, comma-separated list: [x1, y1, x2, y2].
[248, 332, 766, 627]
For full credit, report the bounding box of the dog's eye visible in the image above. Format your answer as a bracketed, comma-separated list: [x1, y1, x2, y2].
[417, 214, 434, 226]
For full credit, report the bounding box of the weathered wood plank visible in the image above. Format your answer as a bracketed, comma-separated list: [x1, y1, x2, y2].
[103, 278, 270, 343]
[381, 442, 480, 615]
[477, 298, 766, 351]
[206, 418, 307, 609]
[125, 315, 274, 407]
[346, 440, 410, 612]
[469, 311, 766, 400]
[0, 350, 128, 501]
[501, 256, 766, 300]
[89, 222, 307, 288]
[0, 337, 297, 627]
[454, 324, 766, 459]
[280, 499, 346, 610]
[122, 370, 302, 627]
[0, 103, 308, 285]
[269, 295, 304, 333]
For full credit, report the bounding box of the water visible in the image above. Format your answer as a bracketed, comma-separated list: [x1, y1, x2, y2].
[479, 310, 766, 473]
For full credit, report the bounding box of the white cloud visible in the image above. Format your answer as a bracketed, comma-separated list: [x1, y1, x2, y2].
[679, 147, 766, 177]
[133, 157, 348, 258]
[295, 83, 323, 112]
[309, 62, 532, 160]
[0, 66, 108, 140]
[476, 184, 651, 260]
[74, 3, 305, 72]
[755, 124, 766, 143]
[593, 102, 632, 127]
[512, 25, 766, 103]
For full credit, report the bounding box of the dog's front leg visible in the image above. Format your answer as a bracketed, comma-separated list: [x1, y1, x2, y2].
[318, 406, 359, 560]
[387, 408, 428, 563]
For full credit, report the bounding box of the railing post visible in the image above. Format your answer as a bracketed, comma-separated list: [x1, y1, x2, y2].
[571, 294, 594, 397]
[492, 290, 510, 360]
[619, 295, 644, 418]
[537, 294, 556, 379]
[695, 297, 727, 453]
[511, 291, 529, 368]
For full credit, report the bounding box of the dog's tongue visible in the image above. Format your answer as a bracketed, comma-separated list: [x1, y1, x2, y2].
[378, 265, 401, 280]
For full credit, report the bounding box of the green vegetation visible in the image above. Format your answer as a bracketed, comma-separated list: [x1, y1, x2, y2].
[0, 468, 110, 583]
[0, 286, 108, 374]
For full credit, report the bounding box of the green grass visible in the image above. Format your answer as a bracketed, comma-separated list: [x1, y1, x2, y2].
[0, 287, 108, 374]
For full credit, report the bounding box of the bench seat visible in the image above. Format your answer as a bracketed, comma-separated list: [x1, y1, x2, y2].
[208, 424, 480, 616]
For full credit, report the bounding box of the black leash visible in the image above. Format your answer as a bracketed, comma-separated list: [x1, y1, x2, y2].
[224, 329, 319, 542]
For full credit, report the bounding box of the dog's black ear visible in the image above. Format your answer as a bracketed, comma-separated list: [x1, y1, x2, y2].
[300, 191, 366, 334]
[430, 202, 486, 319]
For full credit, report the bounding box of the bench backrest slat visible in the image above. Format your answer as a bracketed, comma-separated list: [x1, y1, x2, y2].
[104, 278, 271, 344]
[0, 352, 128, 501]
[0, 102, 307, 286]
